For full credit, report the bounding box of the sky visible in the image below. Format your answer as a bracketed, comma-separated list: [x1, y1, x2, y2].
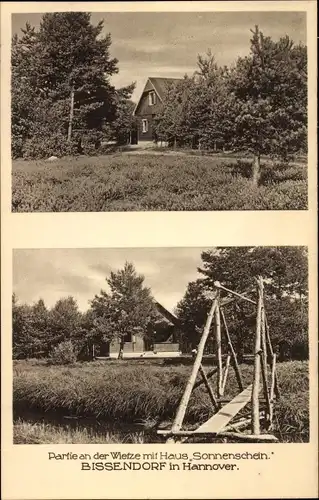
[13, 247, 214, 313]
[12, 11, 306, 102]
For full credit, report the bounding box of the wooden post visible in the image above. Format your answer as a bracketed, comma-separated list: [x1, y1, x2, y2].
[270, 354, 277, 401]
[218, 431, 278, 443]
[251, 276, 263, 435]
[158, 430, 278, 442]
[268, 353, 277, 427]
[215, 300, 223, 397]
[261, 307, 268, 378]
[220, 308, 244, 391]
[214, 281, 256, 305]
[260, 302, 271, 426]
[170, 297, 218, 433]
[199, 364, 219, 411]
[67, 85, 75, 143]
[264, 311, 280, 399]
[221, 354, 231, 395]
[225, 417, 251, 432]
[252, 154, 261, 186]
[194, 367, 218, 390]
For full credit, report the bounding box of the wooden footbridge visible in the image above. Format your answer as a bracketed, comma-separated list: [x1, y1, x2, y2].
[158, 276, 280, 443]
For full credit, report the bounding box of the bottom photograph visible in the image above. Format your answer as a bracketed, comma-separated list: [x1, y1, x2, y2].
[12, 246, 309, 444]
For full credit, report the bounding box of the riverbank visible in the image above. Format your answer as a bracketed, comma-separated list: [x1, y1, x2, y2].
[13, 359, 309, 443]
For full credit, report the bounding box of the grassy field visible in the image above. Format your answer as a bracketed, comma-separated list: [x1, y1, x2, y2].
[13, 419, 145, 444]
[13, 359, 309, 443]
[12, 154, 307, 211]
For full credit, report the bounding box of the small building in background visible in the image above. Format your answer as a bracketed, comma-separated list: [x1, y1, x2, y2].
[95, 300, 182, 359]
[133, 77, 182, 144]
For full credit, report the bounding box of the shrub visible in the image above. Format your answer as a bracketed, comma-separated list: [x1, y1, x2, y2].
[11, 133, 25, 159]
[49, 340, 78, 365]
[79, 130, 105, 156]
[260, 162, 307, 186]
[21, 132, 78, 160]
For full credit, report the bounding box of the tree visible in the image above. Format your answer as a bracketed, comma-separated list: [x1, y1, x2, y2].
[230, 26, 307, 184]
[154, 53, 234, 151]
[176, 247, 308, 358]
[175, 280, 211, 349]
[198, 246, 308, 298]
[111, 93, 136, 145]
[12, 294, 34, 359]
[37, 13, 119, 144]
[153, 77, 195, 147]
[13, 297, 50, 358]
[29, 299, 50, 357]
[11, 24, 41, 157]
[265, 297, 308, 360]
[193, 51, 234, 151]
[48, 296, 83, 352]
[89, 262, 157, 357]
[11, 12, 135, 158]
[152, 28, 307, 164]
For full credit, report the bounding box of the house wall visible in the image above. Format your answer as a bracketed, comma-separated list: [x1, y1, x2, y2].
[135, 90, 163, 142]
[109, 336, 145, 354]
[153, 343, 180, 352]
[137, 113, 154, 142]
[136, 91, 163, 116]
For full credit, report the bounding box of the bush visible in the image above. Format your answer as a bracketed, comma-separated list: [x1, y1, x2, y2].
[79, 130, 105, 156]
[260, 162, 307, 186]
[49, 340, 78, 365]
[12, 133, 25, 159]
[21, 132, 78, 160]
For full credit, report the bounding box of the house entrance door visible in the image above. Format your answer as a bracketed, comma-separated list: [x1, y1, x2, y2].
[99, 342, 110, 357]
[130, 127, 138, 145]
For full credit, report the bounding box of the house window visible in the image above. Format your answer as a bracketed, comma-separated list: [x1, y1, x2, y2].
[148, 91, 156, 106]
[124, 332, 132, 343]
[142, 119, 148, 133]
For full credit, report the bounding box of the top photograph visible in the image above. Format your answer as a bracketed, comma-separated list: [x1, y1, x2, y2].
[11, 11, 308, 212]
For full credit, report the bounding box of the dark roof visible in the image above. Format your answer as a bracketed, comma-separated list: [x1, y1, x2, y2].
[133, 77, 183, 115]
[148, 77, 183, 101]
[154, 300, 180, 326]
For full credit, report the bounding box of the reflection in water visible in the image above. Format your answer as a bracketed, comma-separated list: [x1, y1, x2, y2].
[13, 409, 163, 443]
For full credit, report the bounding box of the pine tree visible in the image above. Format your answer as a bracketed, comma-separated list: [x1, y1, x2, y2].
[48, 296, 83, 351]
[176, 247, 308, 358]
[12, 294, 34, 359]
[230, 26, 307, 184]
[11, 24, 41, 157]
[90, 262, 157, 358]
[11, 12, 135, 158]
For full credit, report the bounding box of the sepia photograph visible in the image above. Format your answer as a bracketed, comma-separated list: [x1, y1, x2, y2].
[13, 246, 309, 445]
[2, 0, 317, 497]
[11, 11, 308, 212]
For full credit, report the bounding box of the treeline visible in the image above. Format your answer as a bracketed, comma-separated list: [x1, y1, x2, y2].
[154, 27, 307, 184]
[176, 247, 308, 361]
[12, 12, 136, 159]
[13, 248, 308, 363]
[13, 262, 158, 362]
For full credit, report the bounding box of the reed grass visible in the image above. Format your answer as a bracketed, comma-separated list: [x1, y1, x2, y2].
[13, 419, 145, 444]
[13, 359, 309, 442]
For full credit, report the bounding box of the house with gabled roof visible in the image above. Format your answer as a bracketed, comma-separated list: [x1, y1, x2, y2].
[95, 299, 182, 359]
[133, 77, 183, 143]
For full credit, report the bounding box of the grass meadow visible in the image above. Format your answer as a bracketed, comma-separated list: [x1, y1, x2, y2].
[13, 359, 309, 444]
[12, 154, 307, 212]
